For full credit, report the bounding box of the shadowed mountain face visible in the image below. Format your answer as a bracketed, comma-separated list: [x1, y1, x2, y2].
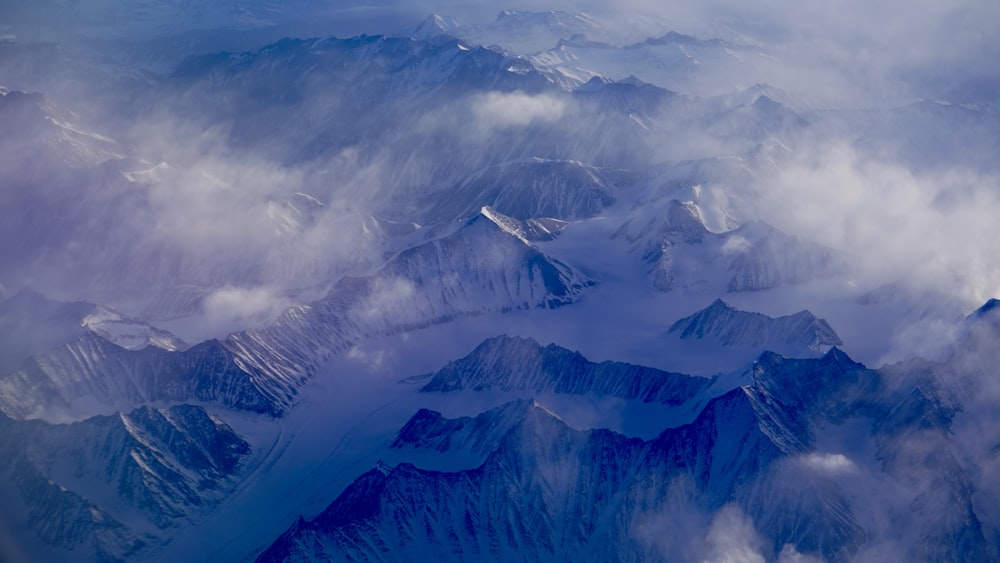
[260, 345, 995, 562]
[669, 298, 843, 356]
[419, 334, 714, 403]
[0, 404, 250, 562]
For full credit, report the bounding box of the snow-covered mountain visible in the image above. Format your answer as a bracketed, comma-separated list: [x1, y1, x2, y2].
[0, 332, 284, 421]
[418, 334, 713, 404]
[391, 399, 536, 461]
[668, 298, 843, 356]
[528, 29, 778, 96]
[615, 197, 840, 293]
[0, 289, 184, 380]
[258, 342, 997, 561]
[409, 10, 624, 55]
[0, 30, 658, 317]
[421, 158, 622, 222]
[0, 207, 589, 425]
[228, 208, 590, 380]
[0, 404, 251, 562]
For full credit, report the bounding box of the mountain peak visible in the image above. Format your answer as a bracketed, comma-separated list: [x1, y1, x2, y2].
[750, 348, 878, 425]
[428, 159, 618, 224]
[420, 335, 713, 406]
[575, 75, 612, 92]
[479, 206, 568, 244]
[972, 297, 1000, 318]
[82, 305, 187, 352]
[948, 297, 1000, 362]
[957, 297, 1000, 337]
[820, 346, 854, 366]
[707, 297, 731, 310]
[643, 31, 722, 48]
[669, 300, 842, 355]
[410, 14, 462, 39]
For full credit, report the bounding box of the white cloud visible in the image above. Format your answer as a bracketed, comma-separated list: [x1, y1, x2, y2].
[472, 91, 567, 130]
[759, 142, 1000, 306]
[202, 285, 289, 330]
[721, 234, 751, 256]
[350, 277, 418, 324]
[701, 504, 767, 563]
[778, 543, 825, 563]
[798, 452, 859, 475]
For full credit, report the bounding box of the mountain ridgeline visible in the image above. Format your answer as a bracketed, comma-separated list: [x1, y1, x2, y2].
[259, 342, 995, 562]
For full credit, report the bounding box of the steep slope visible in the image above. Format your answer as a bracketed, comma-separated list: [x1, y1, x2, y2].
[477, 206, 567, 243]
[226, 210, 591, 393]
[0, 333, 283, 421]
[422, 158, 621, 222]
[81, 306, 188, 352]
[0, 209, 590, 424]
[0, 289, 95, 374]
[702, 93, 808, 143]
[528, 29, 775, 95]
[618, 199, 841, 292]
[419, 335, 713, 404]
[668, 298, 843, 356]
[3, 31, 663, 316]
[410, 10, 620, 55]
[0, 289, 185, 374]
[875, 299, 1000, 560]
[572, 75, 677, 118]
[3, 9, 999, 563]
[391, 400, 535, 460]
[0, 404, 251, 562]
[165, 33, 554, 165]
[157, 30, 661, 211]
[257, 383, 860, 562]
[723, 221, 841, 292]
[745, 349, 883, 454]
[259, 342, 1000, 562]
[749, 348, 995, 560]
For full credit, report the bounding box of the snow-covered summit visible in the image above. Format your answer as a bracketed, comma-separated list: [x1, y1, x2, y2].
[408, 10, 616, 55]
[419, 334, 714, 405]
[0, 331, 285, 422]
[82, 306, 187, 352]
[423, 158, 620, 222]
[668, 298, 843, 356]
[409, 14, 463, 40]
[618, 199, 840, 293]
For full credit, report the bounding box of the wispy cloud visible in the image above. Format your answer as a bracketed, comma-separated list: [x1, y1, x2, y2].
[759, 141, 1000, 305]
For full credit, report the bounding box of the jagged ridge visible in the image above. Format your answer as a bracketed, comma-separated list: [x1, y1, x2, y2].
[0, 333, 282, 421]
[0, 404, 250, 561]
[668, 298, 842, 354]
[228, 212, 591, 394]
[260, 344, 994, 562]
[419, 335, 713, 404]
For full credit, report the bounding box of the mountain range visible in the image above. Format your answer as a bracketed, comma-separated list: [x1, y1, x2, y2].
[1, 5, 999, 562]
